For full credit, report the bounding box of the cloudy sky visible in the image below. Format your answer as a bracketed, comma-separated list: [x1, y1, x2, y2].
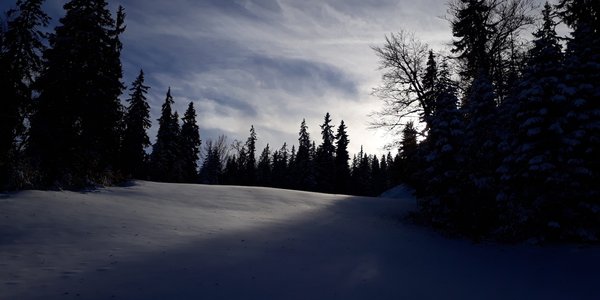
[4, 0, 452, 156]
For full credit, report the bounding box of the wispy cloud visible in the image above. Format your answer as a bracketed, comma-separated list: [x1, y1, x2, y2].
[3, 0, 452, 154]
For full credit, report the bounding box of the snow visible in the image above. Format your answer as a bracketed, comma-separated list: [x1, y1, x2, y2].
[522, 117, 542, 127]
[574, 98, 587, 107]
[1, 181, 599, 299]
[551, 95, 566, 103]
[527, 127, 542, 136]
[379, 185, 414, 199]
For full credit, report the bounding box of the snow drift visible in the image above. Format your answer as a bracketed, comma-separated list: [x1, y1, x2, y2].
[1, 181, 598, 299]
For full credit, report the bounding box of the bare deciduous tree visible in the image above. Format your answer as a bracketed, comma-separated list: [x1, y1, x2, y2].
[201, 134, 230, 166]
[370, 0, 535, 146]
[370, 31, 431, 137]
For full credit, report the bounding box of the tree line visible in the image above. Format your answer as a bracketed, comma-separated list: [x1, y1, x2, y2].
[146, 82, 405, 196]
[4, 0, 597, 242]
[198, 114, 408, 196]
[374, 0, 599, 242]
[0, 0, 209, 188]
[0, 0, 403, 197]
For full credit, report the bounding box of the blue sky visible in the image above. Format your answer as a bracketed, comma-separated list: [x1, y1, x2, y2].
[2, 0, 451, 156]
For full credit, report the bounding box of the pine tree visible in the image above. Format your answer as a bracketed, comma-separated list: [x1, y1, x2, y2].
[297, 119, 310, 159]
[459, 71, 499, 233]
[350, 146, 372, 196]
[222, 155, 239, 185]
[419, 62, 465, 227]
[294, 119, 314, 190]
[386, 151, 402, 187]
[179, 102, 201, 182]
[199, 144, 222, 185]
[272, 143, 289, 188]
[496, 3, 578, 240]
[257, 144, 272, 187]
[557, 0, 600, 34]
[558, 0, 600, 223]
[315, 112, 335, 193]
[150, 88, 181, 182]
[334, 120, 350, 194]
[0, 16, 4, 44]
[288, 145, 296, 187]
[399, 121, 419, 184]
[29, 0, 125, 187]
[243, 125, 257, 185]
[309, 141, 317, 191]
[358, 150, 373, 196]
[379, 154, 391, 191]
[350, 152, 359, 195]
[371, 155, 385, 195]
[548, 0, 600, 240]
[121, 69, 151, 179]
[76, 1, 125, 182]
[0, 0, 49, 188]
[271, 149, 282, 187]
[422, 50, 438, 121]
[451, 0, 493, 83]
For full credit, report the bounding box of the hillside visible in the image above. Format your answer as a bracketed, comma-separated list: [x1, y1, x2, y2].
[1, 181, 599, 299]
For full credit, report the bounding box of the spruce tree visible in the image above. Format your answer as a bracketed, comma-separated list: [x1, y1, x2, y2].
[288, 145, 296, 188]
[272, 143, 289, 188]
[271, 149, 282, 187]
[294, 119, 314, 190]
[350, 146, 371, 195]
[315, 113, 335, 193]
[334, 120, 350, 194]
[459, 72, 499, 233]
[379, 154, 390, 191]
[422, 50, 438, 120]
[179, 102, 201, 182]
[235, 145, 248, 185]
[76, 1, 125, 181]
[399, 122, 418, 184]
[257, 144, 272, 187]
[498, 3, 579, 240]
[450, 0, 532, 101]
[558, 0, 600, 226]
[371, 155, 385, 195]
[419, 62, 465, 227]
[545, 0, 600, 240]
[244, 125, 257, 185]
[29, 0, 125, 187]
[451, 0, 493, 82]
[0, 0, 49, 188]
[199, 143, 222, 185]
[386, 151, 402, 187]
[357, 150, 373, 196]
[121, 69, 151, 179]
[222, 155, 239, 185]
[150, 88, 181, 182]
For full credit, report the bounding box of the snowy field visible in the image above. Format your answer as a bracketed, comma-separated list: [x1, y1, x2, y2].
[1, 181, 599, 300]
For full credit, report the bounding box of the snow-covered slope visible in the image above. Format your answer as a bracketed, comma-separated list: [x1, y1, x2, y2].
[379, 184, 414, 199]
[1, 181, 598, 300]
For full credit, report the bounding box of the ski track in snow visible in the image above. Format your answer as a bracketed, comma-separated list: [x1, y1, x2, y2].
[1, 181, 599, 300]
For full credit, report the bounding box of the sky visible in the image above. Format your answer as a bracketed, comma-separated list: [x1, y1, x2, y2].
[2, 0, 452, 156]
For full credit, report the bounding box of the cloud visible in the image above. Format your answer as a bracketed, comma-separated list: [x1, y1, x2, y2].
[2, 0, 453, 155]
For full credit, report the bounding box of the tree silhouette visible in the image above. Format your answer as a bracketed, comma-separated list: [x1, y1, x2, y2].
[121, 69, 151, 179]
[315, 113, 335, 193]
[150, 88, 181, 182]
[334, 120, 350, 194]
[179, 102, 201, 182]
[0, 0, 49, 189]
[29, 0, 125, 187]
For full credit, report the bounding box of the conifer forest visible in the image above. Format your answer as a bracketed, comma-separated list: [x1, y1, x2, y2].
[1, 0, 599, 242]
